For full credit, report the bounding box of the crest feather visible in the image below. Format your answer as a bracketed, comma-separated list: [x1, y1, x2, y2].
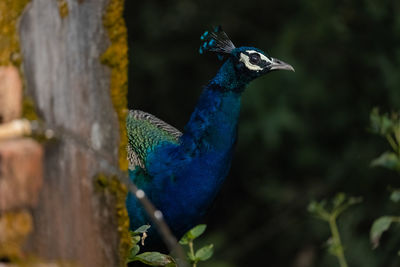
[199, 26, 235, 55]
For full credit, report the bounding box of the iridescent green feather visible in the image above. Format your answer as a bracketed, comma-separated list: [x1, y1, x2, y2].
[126, 110, 182, 170]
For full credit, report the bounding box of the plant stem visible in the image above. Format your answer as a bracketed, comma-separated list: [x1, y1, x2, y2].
[386, 134, 399, 154]
[329, 216, 348, 267]
[189, 241, 197, 267]
[395, 128, 400, 156]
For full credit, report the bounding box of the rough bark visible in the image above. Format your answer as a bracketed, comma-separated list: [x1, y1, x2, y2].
[19, 1, 124, 266]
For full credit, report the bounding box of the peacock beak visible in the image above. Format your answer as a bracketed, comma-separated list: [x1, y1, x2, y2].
[269, 58, 295, 72]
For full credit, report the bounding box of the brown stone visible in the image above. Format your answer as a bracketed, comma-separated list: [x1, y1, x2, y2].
[0, 210, 32, 259]
[0, 138, 43, 212]
[0, 66, 22, 123]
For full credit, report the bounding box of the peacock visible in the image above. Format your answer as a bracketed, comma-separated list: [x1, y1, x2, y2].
[126, 27, 294, 249]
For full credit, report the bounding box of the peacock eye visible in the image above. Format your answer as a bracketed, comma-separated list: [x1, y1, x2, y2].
[249, 53, 261, 64]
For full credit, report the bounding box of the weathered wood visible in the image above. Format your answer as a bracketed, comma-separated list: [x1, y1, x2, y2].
[19, 0, 126, 266]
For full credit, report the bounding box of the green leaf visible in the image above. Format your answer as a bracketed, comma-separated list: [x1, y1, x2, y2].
[347, 196, 363, 205]
[332, 192, 346, 209]
[179, 224, 207, 244]
[187, 251, 196, 262]
[370, 216, 396, 249]
[390, 190, 400, 203]
[381, 116, 394, 135]
[307, 200, 329, 221]
[130, 234, 141, 245]
[132, 252, 176, 266]
[371, 152, 400, 171]
[179, 238, 189, 245]
[333, 196, 363, 217]
[195, 244, 214, 261]
[370, 107, 381, 134]
[369, 108, 397, 136]
[133, 224, 151, 234]
[127, 245, 140, 262]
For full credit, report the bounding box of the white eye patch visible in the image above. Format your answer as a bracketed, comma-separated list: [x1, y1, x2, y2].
[239, 50, 272, 71]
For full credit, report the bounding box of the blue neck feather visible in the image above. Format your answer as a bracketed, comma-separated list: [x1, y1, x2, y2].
[181, 58, 246, 162]
[209, 57, 249, 91]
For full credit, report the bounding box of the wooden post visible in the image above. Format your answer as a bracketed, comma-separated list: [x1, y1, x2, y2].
[15, 0, 129, 266]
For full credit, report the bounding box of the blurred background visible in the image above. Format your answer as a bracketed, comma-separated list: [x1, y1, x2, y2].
[124, 1, 400, 266]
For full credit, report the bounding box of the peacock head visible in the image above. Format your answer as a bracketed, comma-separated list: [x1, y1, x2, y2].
[199, 27, 294, 82]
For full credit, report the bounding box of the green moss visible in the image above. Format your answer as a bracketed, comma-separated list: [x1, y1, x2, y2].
[100, 1, 130, 260]
[0, 211, 33, 260]
[95, 174, 130, 265]
[57, 0, 69, 19]
[95, 173, 109, 189]
[22, 96, 39, 121]
[0, 0, 30, 66]
[101, 0, 129, 171]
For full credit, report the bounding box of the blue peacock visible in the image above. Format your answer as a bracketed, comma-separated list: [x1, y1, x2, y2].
[126, 27, 294, 249]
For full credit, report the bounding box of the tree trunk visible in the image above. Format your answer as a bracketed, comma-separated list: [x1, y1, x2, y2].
[16, 0, 128, 266]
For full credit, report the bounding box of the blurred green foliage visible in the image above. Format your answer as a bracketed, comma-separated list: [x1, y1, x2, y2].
[370, 108, 400, 172]
[308, 193, 362, 267]
[124, 0, 400, 266]
[368, 109, 400, 257]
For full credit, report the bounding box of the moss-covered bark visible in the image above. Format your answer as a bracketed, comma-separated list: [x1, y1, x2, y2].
[101, 1, 131, 264]
[95, 174, 130, 265]
[57, 0, 69, 19]
[0, 0, 30, 66]
[101, 0, 129, 171]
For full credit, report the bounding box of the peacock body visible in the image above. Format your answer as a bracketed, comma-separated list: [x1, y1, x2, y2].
[126, 27, 294, 249]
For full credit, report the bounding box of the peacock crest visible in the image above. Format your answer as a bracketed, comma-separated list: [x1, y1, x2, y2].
[199, 26, 236, 55]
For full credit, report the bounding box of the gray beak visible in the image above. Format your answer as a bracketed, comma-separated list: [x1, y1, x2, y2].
[270, 58, 295, 72]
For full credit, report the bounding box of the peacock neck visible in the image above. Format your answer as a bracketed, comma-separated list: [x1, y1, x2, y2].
[209, 58, 250, 92]
[181, 60, 248, 152]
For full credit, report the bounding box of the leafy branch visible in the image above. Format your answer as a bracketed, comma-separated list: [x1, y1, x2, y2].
[369, 108, 400, 254]
[126, 225, 177, 266]
[179, 224, 214, 267]
[308, 193, 362, 267]
[126, 224, 213, 266]
[370, 108, 400, 173]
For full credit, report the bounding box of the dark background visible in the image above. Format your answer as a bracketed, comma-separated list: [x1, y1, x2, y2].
[124, 1, 400, 266]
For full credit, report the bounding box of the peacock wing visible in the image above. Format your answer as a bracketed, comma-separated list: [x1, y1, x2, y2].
[126, 110, 182, 171]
